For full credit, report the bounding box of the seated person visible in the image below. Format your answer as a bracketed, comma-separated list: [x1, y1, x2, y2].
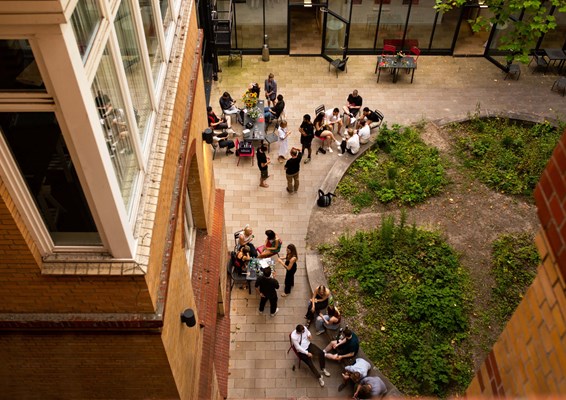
[305, 285, 331, 323]
[324, 107, 344, 134]
[324, 327, 360, 362]
[362, 107, 383, 129]
[263, 94, 285, 123]
[338, 128, 360, 156]
[342, 89, 363, 126]
[219, 92, 240, 115]
[353, 376, 387, 399]
[315, 304, 341, 335]
[248, 82, 261, 97]
[256, 229, 282, 258]
[238, 224, 258, 258]
[291, 324, 331, 387]
[339, 358, 372, 392]
[207, 106, 235, 135]
[233, 245, 251, 274]
[357, 120, 371, 145]
[314, 112, 339, 153]
[211, 130, 235, 155]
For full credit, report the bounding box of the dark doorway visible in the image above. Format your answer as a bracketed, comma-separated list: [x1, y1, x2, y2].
[289, 6, 322, 55]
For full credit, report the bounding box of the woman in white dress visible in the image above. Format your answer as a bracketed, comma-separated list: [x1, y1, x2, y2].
[277, 120, 292, 162]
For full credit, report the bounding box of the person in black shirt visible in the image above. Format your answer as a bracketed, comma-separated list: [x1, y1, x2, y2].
[264, 94, 285, 124]
[342, 90, 363, 126]
[299, 114, 314, 164]
[255, 267, 279, 316]
[362, 107, 383, 129]
[256, 144, 270, 188]
[284, 147, 303, 194]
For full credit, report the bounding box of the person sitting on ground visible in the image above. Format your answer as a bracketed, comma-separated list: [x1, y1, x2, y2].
[264, 94, 285, 124]
[256, 229, 282, 258]
[362, 107, 382, 129]
[337, 128, 360, 157]
[342, 89, 363, 126]
[291, 324, 331, 387]
[238, 224, 258, 258]
[305, 285, 331, 324]
[207, 106, 236, 135]
[353, 376, 387, 399]
[315, 304, 341, 335]
[324, 107, 344, 135]
[219, 92, 240, 115]
[357, 119, 371, 145]
[313, 112, 338, 153]
[233, 245, 251, 274]
[324, 327, 360, 362]
[338, 358, 371, 392]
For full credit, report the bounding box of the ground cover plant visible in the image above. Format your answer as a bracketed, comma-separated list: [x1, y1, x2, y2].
[320, 214, 473, 397]
[337, 123, 448, 212]
[449, 118, 561, 197]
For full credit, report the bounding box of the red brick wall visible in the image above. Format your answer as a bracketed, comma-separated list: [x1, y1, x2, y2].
[466, 129, 566, 396]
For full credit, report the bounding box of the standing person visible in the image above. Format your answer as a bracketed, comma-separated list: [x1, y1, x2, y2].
[255, 266, 279, 316]
[276, 244, 298, 296]
[353, 376, 387, 399]
[277, 120, 292, 162]
[299, 114, 314, 164]
[342, 89, 363, 127]
[219, 92, 240, 116]
[325, 107, 344, 135]
[284, 147, 302, 194]
[264, 73, 277, 107]
[256, 144, 270, 188]
[290, 324, 331, 387]
[338, 128, 360, 157]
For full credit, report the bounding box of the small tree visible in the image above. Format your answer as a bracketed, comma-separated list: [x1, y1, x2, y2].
[435, 0, 566, 63]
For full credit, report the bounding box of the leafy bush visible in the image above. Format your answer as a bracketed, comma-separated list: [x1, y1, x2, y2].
[337, 124, 448, 208]
[490, 233, 539, 323]
[321, 215, 473, 397]
[450, 118, 562, 196]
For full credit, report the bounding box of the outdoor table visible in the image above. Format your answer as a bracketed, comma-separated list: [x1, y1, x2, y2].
[243, 99, 266, 143]
[376, 55, 416, 83]
[245, 257, 275, 294]
[543, 48, 566, 72]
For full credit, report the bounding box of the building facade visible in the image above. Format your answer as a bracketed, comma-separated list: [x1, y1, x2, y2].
[0, 0, 229, 398]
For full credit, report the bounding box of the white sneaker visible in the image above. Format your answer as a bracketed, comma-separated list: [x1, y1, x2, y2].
[322, 368, 331, 377]
[327, 148, 333, 153]
[318, 377, 325, 387]
[315, 330, 325, 336]
[338, 153, 343, 157]
[258, 310, 263, 315]
[335, 140, 341, 147]
[270, 308, 279, 317]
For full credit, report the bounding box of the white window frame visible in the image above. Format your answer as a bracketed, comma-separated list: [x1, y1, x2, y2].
[184, 189, 197, 276]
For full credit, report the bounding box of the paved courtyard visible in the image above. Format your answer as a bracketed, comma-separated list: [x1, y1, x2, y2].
[210, 55, 566, 399]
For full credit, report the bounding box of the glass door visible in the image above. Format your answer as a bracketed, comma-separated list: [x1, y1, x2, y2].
[323, 11, 349, 60]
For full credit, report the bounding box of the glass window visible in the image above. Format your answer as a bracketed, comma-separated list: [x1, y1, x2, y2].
[266, 0, 287, 48]
[233, 1, 262, 49]
[0, 112, 101, 246]
[160, 0, 174, 34]
[184, 188, 196, 276]
[71, 0, 102, 61]
[328, 0, 351, 22]
[0, 40, 46, 91]
[115, 0, 153, 143]
[91, 46, 140, 209]
[139, 0, 164, 83]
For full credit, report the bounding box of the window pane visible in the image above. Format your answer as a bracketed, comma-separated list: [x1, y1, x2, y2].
[0, 112, 101, 246]
[160, 0, 173, 34]
[139, 0, 164, 83]
[115, 0, 153, 143]
[71, 0, 102, 61]
[266, 0, 287, 48]
[0, 40, 46, 91]
[91, 46, 140, 209]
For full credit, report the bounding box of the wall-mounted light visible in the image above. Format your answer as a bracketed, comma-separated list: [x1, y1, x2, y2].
[180, 309, 196, 327]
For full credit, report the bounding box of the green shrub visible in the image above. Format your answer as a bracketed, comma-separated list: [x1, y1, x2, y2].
[451, 118, 562, 197]
[321, 216, 473, 397]
[337, 123, 448, 209]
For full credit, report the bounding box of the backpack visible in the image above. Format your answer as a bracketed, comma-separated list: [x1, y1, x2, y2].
[317, 190, 336, 207]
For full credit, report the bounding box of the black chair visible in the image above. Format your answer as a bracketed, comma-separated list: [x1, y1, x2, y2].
[329, 57, 349, 78]
[314, 104, 325, 116]
[551, 77, 566, 97]
[504, 64, 521, 80]
[529, 50, 549, 73]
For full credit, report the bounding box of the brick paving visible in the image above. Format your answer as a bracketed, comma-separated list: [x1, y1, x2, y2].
[210, 55, 566, 399]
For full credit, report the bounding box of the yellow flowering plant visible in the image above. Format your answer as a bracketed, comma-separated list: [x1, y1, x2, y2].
[242, 90, 258, 109]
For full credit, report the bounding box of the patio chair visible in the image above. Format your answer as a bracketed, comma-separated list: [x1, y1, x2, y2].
[287, 333, 303, 371]
[329, 57, 349, 78]
[235, 138, 254, 166]
[551, 77, 566, 97]
[314, 104, 325, 117]
[504, 63, 521, 80]
[375, 44, 396, 73]
[529, 50, 549, 73]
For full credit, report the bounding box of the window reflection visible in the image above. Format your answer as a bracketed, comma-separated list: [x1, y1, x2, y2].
[71, 0, 102, 61]
[0, 40, 45, 90]
[139, 0, 164, 84]
[91, 46, 140, 209]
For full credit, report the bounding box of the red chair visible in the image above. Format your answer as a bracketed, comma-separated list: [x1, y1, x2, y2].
[235, 139, 254, 166]
[287, 332, 302, 371]
[410, 46, 420, 62]
[375, 44, 397, 73]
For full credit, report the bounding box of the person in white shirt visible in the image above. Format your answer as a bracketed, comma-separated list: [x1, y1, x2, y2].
[357, 120, 371, 145]
[337, 128, 360, 156]
[324, 107, 344, 135]
[290, 324, 331, 387]
[338, 358, 372, 392]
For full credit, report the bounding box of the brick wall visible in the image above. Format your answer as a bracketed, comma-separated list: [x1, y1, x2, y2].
[466, 129, 566, 396]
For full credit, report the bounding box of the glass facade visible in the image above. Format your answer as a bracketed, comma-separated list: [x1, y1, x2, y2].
[0, 40, 45, 90]
[139, 0, 165, 83]
[91, 45, 140, 210]
[115, 0, 153, 142]
[71, 0, 102, 60]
